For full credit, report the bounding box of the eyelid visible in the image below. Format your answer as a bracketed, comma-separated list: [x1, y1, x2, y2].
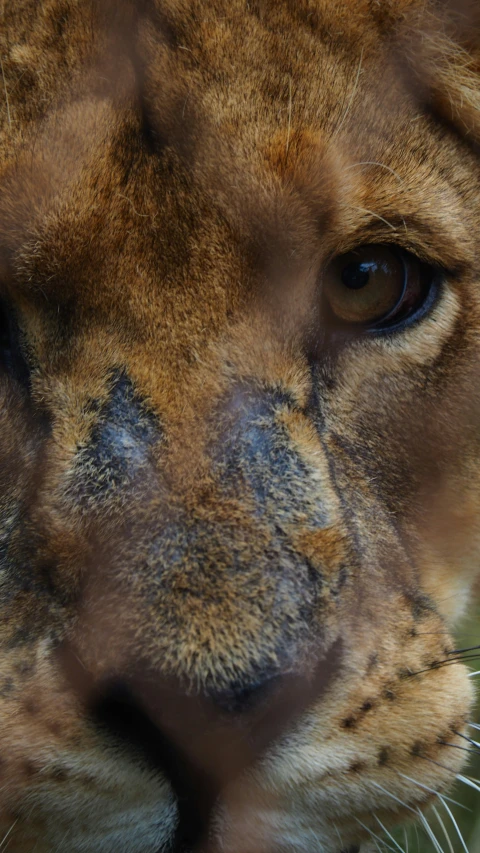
[324, 232, 461, 281]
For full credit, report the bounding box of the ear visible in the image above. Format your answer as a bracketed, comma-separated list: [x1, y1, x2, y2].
[398, 0, 480, 146]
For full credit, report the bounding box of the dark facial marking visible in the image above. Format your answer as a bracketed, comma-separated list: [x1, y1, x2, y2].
[378, 747, 390, 766]
[213, 384, 326, 525]
[74, 372, 163, 504]
[411, 741, 424, 756]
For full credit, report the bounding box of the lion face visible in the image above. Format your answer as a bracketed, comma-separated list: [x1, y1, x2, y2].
[0, 1, 480, 851]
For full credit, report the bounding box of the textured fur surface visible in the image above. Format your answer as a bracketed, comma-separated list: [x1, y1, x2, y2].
[1, 1, 480, 851]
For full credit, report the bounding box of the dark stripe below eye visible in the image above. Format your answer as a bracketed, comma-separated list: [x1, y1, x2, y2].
[0, 298, 30, 387]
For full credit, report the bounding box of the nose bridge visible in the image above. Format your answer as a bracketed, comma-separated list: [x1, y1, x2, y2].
[75, 369, 333, 529]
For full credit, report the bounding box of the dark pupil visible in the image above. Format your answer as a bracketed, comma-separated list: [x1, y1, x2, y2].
[341, 260, 371, 290]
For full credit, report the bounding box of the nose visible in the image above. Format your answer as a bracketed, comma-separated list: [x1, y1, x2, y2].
[88, 676, 287, 853]
[71, 374, 340, 724]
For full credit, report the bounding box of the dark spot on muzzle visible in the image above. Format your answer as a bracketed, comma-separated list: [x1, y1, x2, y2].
[73, 371, 163, 504]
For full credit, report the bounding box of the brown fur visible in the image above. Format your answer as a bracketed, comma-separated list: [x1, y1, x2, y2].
[0, 1, 480, 850]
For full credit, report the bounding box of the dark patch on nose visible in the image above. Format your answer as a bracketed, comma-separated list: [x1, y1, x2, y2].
[213, 383, 327, 528]
[74, 371, 162, 503]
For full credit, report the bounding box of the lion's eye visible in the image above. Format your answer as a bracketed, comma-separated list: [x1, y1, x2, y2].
[322, 244, 434, 330]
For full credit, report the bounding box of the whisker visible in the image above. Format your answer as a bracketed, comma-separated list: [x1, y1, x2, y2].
[431, 655, 480, 666]
[396, 772, 467, 810]
[374, 815, 406, 853]
[456, 774, 480, 795]
[451, 730, 480, 750]
[406, 656, 480, 677]
[346, 205, 396, 230]
[416, 754, 474, 794]
[438, 742, 473, 755]
[0, 820, 17, 852]
[407, 633, 451, 637]
[369, 780, 417, 815]
[437, 653, 480, 664]
[344, 161, 405, 184]
[413, 822, 420, 853]
[467, 722, 480, 731]
[437, 795, 469, 853]
[448, 645, 480, 656]
[467, 671, 480, 678]
[333, 820, 346, 853]
[355, 818, 399, 853]
[416, 809, 445, 853]
[431, 805, 455, 853]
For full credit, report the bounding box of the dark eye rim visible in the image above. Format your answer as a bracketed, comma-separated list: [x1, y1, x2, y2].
[321, 243, 443, 337]
[365, 264, 442, 336]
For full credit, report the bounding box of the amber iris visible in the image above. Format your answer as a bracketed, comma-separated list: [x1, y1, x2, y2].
[323, 244, 426, 328]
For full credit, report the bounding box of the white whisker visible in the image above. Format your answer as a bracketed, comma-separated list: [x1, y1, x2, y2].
[457, 774, 480, 794]
[0, 820, 17, 852]
[345, 161, 404, 184]
[413, 822, 421, 853]
[369, 780, 416, 814]
[438, 796, 469, 853]
[416, 809, 445, 853]
[396, 772, 468, 809]
[332, 821, 346, 853]
[431, 805, 455, 853]
[467, 671, 480, 678]
[374, 816, 405, 853]
[346, 205, 396, 230]
[355, 818, 399, 853]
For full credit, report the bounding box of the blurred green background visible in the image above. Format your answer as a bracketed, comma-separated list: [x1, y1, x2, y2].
[390, 607, 480, 853]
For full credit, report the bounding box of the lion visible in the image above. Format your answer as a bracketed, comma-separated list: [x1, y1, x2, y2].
[1, 0, 480, 850]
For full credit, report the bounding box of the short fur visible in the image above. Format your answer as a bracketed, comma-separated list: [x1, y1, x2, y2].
[0, 1, 480, 851]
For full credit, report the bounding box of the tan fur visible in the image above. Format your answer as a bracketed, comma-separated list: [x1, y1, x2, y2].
[0, 1, 480, 850]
